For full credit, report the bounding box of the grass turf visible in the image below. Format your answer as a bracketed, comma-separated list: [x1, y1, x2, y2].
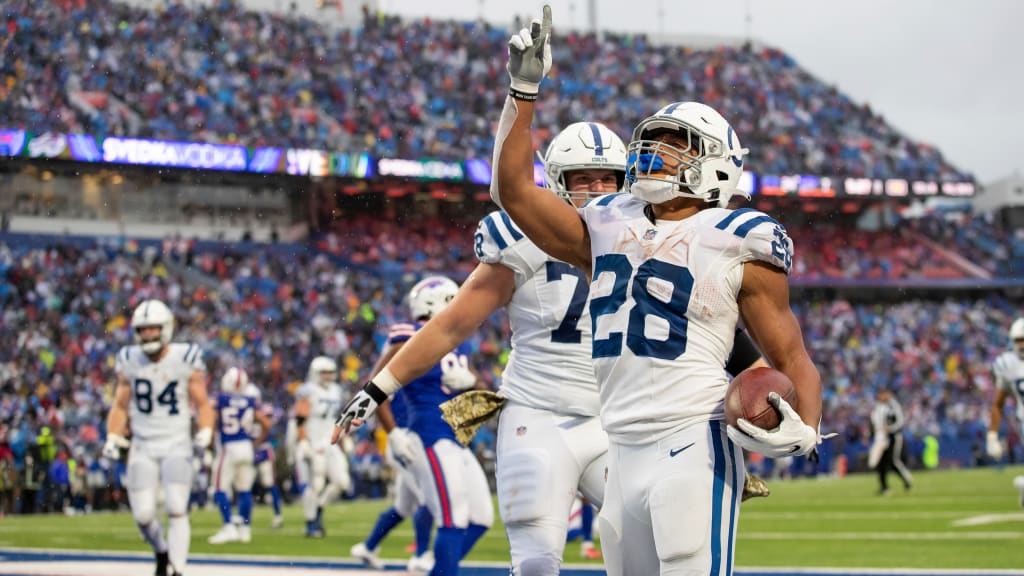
[2, 467, 1023, 569]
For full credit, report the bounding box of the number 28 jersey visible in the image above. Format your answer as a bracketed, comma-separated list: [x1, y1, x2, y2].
[115, 342, 206, 450]
[475, 210, 599, 417]
[579, 196, 793, 444]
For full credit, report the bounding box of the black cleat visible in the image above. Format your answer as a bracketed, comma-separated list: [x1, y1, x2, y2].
[155, 552, 169, 576]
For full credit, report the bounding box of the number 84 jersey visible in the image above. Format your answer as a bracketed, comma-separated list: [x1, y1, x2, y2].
[579, 195, 793, 445]
[116, 342, 206, 451]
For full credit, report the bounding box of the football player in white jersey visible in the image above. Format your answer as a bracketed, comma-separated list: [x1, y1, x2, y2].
[207, 367, 272, 544]
[245, 381, 285, 528]
[294, 355, 351, 537]
[986, 317, 1024, 506]
[103, 299, 214, 576]
[485, 8, 825, 575]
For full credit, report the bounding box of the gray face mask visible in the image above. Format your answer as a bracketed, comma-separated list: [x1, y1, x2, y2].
[629, 179, 679, 205]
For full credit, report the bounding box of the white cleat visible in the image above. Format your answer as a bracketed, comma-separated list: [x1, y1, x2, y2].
[350, 542, 384, 570]
[238, 525, 252, 543]
[271, 515, 284, 529]
[207, 523, 240, 544]
[407, 550, 435, 574]
[1014, 476, 1024, 508]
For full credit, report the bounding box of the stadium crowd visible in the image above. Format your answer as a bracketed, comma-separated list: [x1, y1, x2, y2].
[0, 227, 1018, 515]
[1, 0, 969, 180]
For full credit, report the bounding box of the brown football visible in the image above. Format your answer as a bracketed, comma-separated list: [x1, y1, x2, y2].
[724, 367, 797, 431]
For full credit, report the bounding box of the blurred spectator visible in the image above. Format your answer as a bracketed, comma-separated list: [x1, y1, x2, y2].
[0, 0, 970, 180]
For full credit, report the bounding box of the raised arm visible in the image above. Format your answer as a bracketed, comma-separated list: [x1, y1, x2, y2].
[492, 5, 591, 272]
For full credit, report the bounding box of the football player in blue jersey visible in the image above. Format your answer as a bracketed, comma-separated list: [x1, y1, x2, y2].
[349, 276, 492, 575]
[208, 367, 272, 544]
[350, 387, 436, 573]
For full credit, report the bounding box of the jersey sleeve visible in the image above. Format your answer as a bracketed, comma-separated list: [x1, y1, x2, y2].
[388, 322, 418, 345]
[292, 383, 310, 400]
[473, 210, 532, 268]
[993, 354, 1012, 391]
[114, 346, 132, 377]
[182, 343, 206, 372]
[715, 208, 793, 274]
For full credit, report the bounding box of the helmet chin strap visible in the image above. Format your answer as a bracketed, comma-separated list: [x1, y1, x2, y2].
[629, 178, 707, 206]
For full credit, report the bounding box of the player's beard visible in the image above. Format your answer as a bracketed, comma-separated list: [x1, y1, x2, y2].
[629, 178, 680, 205]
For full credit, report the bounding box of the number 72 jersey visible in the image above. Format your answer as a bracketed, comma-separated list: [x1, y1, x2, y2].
[579, 195, 793, 444]
[475, 210, 600, 417]
[115, 342, 206, 449]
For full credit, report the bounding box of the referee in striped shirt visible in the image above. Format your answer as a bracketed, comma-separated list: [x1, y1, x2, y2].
[871, 388, 913, 495]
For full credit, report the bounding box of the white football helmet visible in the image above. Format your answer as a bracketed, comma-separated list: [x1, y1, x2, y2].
[626, 101, 749, 207]
[221, 367, 249, 394]
[1010, 318, 1024, 358]
[544, 122, 627, 203]
[131, 299, 174, 354]
[307, 356, 338, 387]
[409, 276, 459, 320]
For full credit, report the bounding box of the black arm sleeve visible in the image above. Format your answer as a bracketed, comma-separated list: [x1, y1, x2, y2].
[725, 328, 763, 377]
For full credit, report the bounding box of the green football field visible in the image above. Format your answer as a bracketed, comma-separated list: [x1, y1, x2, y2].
[2, 467, 1023, 570]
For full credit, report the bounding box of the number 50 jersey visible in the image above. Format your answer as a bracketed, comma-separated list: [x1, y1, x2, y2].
[475, 210, 599, 417]
[115, 343, 206, 451]
[579, 195, 793, 445]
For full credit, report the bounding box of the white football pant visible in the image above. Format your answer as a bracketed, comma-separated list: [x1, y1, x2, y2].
[496, 402, 607, 574]
[411, 436, 493, 530]
[127, 441, 193, 574]
[599, 420, 744, 576]
[212, 440, 256, 494]
[386, 431, 426, 518]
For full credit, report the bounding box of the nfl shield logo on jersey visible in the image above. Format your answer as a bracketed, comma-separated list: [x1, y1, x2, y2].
[643, 228, 657, 241]
[516, 426, 527, 436]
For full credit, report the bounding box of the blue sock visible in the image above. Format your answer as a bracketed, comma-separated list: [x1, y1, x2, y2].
[432, 526, 465, 575]
[460, 523, 488, 559]
[581, 503, 594, 542]
[365, 507, 405, 551]
[269, 485, 282, 516]
[413, 505, 434, 556]
[238, 492, 253, 526]
[213, 491, 232, 525]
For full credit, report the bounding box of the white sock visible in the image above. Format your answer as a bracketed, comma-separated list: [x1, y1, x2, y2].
[317, 483, 342, 508]
[167, 516, 190, 574]
[302, 487, 318, 522]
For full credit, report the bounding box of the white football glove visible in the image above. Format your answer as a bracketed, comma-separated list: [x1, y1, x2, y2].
[193, 427, 213, 450]
[441, 365, 477, 393]
[102, 434, 130, 460]
[506, 5, 552, 99]
[727, 392, 828, 458]
[332, 381, 390, 444]
[297, 438, 312, 461]
[986, 431, 1004, 460]
[387, 428, 417, 469]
